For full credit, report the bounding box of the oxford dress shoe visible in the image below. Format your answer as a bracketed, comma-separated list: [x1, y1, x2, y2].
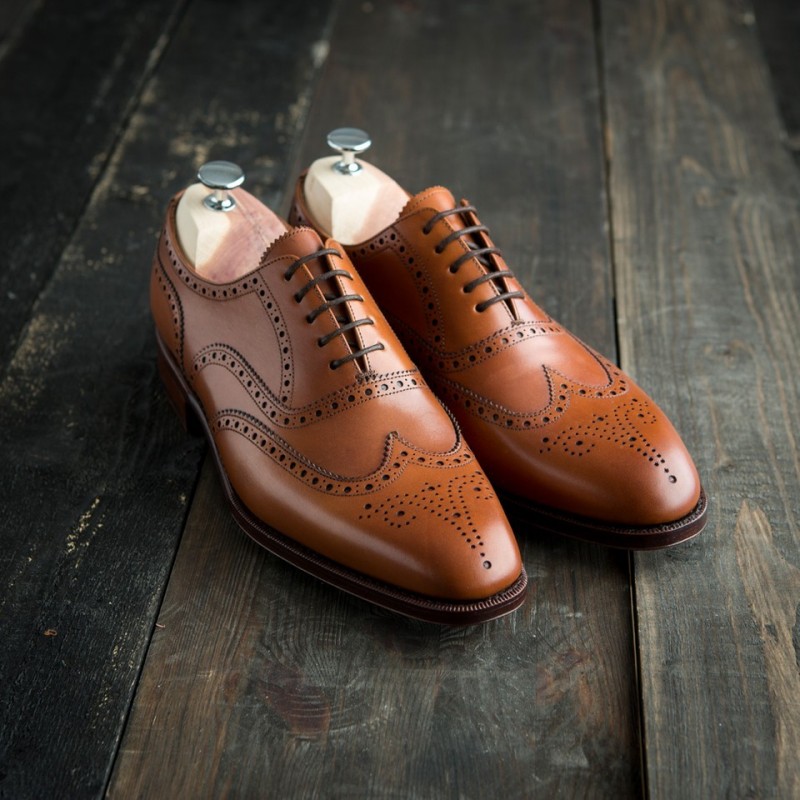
[150, 165, 526, 623]
[290, 177, 707, 549]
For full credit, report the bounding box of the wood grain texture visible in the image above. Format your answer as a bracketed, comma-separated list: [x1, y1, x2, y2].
[0, 0, 40, 63]
[751, 0, 800, 159]
[0, 0, 186, 377]
[0, 1, 333, 797]
[110, 463, 638, 800]
[599, 0, 800, 795]
[111, 2, 640, 797]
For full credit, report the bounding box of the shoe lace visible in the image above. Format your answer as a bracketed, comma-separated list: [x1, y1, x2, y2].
[284, 248, 384, 370]
[422, 206, 524, 312]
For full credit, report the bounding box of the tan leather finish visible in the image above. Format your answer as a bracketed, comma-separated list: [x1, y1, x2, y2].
[151, 192, 522, 600]
[291, 178, 703, 527]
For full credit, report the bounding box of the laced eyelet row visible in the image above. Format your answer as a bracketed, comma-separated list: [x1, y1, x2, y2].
[284, 248, 384, 369]
[422, 206, 525, 312]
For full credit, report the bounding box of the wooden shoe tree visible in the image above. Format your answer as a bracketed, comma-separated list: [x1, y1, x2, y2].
[304, 128, 408, 245]
[175, 161, 285, 283]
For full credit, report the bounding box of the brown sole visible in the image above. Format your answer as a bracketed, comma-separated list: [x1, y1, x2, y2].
[156, 332, 528, 624]
[499, 487, 708, 550]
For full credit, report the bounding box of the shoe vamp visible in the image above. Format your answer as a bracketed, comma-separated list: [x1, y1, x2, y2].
[281, 387, 458, 476]
[445, 329, 611, 414]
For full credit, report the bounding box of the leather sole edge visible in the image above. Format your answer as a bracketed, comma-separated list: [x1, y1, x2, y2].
[498, 487, 708, 549]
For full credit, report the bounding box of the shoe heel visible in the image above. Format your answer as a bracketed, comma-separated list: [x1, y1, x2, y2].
[157, 348, 202, 436]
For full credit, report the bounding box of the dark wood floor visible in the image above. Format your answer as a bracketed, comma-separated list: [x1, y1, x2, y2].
[1, 1, 799, 797]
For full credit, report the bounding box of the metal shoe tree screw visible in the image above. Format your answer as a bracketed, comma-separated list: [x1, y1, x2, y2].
[198, 160, 245, 211]
[328, 128, 371, 175]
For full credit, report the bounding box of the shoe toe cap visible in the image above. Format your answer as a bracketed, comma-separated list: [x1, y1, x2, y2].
[356, 465, 523, 601]
[476, 389, 703, 528]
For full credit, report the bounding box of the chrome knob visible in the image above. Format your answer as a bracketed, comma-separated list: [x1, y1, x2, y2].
[197, 160, 244, 211]
[327, 127, 370, 175]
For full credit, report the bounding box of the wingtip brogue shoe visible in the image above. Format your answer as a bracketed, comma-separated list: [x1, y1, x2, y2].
[290, 179, 707, 549]
[151, 185, 527, 623]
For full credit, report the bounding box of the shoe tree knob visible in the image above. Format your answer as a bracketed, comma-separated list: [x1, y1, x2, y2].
[198, 160, 245, 211]
[327, 128, 371, 175]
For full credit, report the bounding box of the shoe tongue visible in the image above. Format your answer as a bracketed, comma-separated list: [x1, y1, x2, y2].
[262, 226, 324, 263]
[400, 186, 460, 220]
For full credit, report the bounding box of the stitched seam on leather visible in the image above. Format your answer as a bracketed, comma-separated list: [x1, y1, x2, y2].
[163, 207, 266, 299]
[397, 224, 445, 348]
[430, 361, 630, 431]
[411, 206, 515, 333]
[195, 344, 425, 427]
[165, 242, 264, 301]
[349, 225, 443, 350]
[430, 377, 674, 476]
[253, 270, 295, 407]
[386, 312, 563, 373]
[156, 250, 185, 368]
[212, 409, 476, 494]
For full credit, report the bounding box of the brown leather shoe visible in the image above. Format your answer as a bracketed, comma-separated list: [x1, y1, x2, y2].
[150, 184, 526, 623]
[290, 179, 708, 549]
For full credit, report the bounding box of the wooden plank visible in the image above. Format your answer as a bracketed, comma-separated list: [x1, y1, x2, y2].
[111, 2, 640, 797]
[600, 0, 800, 795]
[0, 0, 186, 377]
[0, 1, 334, 797]
[752, 0, 800, 161]
[0, 0, 40, 63]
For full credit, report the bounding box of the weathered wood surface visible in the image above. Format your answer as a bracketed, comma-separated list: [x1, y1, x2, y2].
[0, 1, 333, 798]
[0, 0, 186, 376]
[0, 0, 38, 63]
[601, 0, 800, 796]
[109, 2, 640, 798]
[1, 0, 798, 796]
[753, 0, 800, 162]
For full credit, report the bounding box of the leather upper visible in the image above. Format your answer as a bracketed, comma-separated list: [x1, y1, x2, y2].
[151, 191, 522, 599]
[291, 179, 702, 526]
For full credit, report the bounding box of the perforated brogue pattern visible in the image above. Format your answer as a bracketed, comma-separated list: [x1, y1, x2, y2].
[250, 271, 294, 405]
[533, 395, 678, 480]
[358, 470, 498, 568]
[163, 221, 265, 302]
[154, 248, 184, 361]
[290, 193, 446, 347]
[385, 314, 563, 374]
[418, 340, 626, 427]
[194, 343, 425, 427]
[353, 225, 451, 345]
[431, 356, 678, 481]
[161, 209, 298, 402]
[214, 399, 495, 570]
[212, 408, 476, 495]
